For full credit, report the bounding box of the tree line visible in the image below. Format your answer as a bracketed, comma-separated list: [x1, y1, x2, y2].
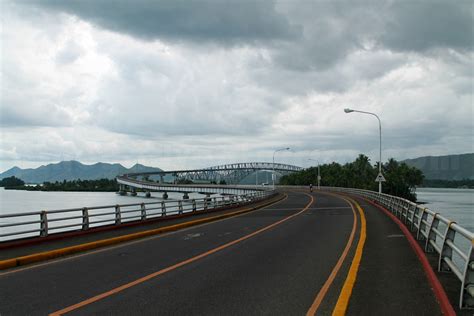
[0, 177, 119, 192]
[421, 179, 474, 189]
[280, 154, 424, 201]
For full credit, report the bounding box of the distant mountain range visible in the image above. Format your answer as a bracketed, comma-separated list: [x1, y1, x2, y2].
[0, 161, 162, 183]
[402, 153, 473, 180]
[2, 153, 472, 184]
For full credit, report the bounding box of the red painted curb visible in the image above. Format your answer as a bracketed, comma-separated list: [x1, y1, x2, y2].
[362, 197, 456, 316]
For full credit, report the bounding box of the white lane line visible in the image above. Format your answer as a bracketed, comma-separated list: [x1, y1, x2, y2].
[265, 207, 352, 211]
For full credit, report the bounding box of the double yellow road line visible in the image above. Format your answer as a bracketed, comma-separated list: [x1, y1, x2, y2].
[306, 193, 367, 316]
[3, 191, 367, 316]
[332, 196, 367, 316]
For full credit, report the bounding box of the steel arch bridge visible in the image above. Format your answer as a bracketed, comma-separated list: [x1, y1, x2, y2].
[123, 162, 303, 185]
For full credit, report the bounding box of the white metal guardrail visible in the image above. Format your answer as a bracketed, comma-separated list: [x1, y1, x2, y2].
[0, 191, 275, 243]
[322, 186, 474, 309]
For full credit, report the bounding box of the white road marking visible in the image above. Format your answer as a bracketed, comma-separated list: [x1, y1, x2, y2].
[183, 233, 203, 240]
[387, 234, 405, 238]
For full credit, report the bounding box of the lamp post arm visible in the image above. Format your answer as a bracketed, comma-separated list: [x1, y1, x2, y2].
[272, 148, 289, 189]
[272, 152, 275, 189]
[348, 109, 383, 193]
[352, 110, 382, 173]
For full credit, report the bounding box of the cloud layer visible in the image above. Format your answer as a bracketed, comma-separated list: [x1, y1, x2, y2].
[1, 0, 472, 171]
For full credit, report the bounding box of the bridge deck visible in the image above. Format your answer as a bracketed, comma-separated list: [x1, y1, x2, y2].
[0, 190, 466, 315]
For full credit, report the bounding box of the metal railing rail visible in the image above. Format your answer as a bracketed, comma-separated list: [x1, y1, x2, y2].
[321, 186, 473, 309]
[0, 191, 274, 243]
[116, 176, 270, 195]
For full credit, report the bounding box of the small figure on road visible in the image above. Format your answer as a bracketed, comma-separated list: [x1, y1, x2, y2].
[309, 184, 313, 192]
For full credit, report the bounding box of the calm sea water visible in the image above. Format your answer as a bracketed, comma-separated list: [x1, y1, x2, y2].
[0, 188, 206, 215]
[415, 187, 473, 231]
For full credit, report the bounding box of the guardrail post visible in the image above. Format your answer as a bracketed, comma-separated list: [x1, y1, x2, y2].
[178, 201, 183, 214]
[425, 213, 440, 252]
[161, 201, 166, 216]
[399, 200, 405, 222]
[40, 211, 48, 237]
[397, 200, 403, 218]
[402, 201, 409, 223]
[204, 199, 208, 211]
[115, 205, 121, 225]
[192, 199, 196, 212]
[408, 204, 417, 231]
[141, 203, 147, 220]
[82, 207, 89, 230]
[417, 208, 428, 240]
[394, 199, 401, 217]
[389, 196, 395, 212]
[438, 222, 456, 272]
[213, 197, 217, 209]
[460, 245, 474, 308]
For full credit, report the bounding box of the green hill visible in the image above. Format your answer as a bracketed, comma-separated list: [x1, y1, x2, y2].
[402, 153, 473, 180]
[0, 161, 162, 184]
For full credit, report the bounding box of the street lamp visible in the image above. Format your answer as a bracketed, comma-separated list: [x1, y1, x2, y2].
[344, 108, 384, 193]
[308, 158, 321, 189]
[273, 147, 290, 189]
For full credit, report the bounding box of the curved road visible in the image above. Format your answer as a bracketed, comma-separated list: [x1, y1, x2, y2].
[0, 191, 444, 315]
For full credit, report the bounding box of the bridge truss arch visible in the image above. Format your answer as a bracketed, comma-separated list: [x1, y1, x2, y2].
[122, 162, 302, 186]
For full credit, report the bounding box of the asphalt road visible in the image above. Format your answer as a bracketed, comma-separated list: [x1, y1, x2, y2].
[0, 191, 445, 315]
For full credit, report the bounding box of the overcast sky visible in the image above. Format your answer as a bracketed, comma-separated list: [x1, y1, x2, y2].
[1, 0, 473, 172]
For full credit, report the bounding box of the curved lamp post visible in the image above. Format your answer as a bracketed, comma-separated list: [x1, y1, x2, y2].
[344, 108, 384, 193]
[308, 158, 321, 189]
[273, 147, 290, 189]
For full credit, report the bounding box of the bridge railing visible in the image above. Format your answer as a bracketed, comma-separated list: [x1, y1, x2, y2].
[322, 186, 473, 309]
[0, 191, 275, 243]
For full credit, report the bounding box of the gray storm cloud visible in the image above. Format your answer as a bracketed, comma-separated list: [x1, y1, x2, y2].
[380, 1, 473, 52]
[28, 0, 474, 78]
[0, 0, 472, 171]
[32, 0, 300, 43]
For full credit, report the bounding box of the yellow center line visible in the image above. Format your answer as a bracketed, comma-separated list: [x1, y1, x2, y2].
[306, 194, 358, 316]
[49, 193, 315, 316]
[332, 196, 367, 316]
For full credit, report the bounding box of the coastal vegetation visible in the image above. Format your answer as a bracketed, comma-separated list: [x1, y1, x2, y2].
[280, 155, 424, 201]
[421, 179, 474, 189]
[0, 176, 25, 188]
[1, 177, 118, 192]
